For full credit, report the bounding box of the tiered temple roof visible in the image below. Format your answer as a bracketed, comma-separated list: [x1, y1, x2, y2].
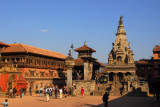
[74, 42, 96, 52]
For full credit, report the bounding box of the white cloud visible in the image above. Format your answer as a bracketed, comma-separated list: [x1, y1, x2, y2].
[40, 29, 48, 32]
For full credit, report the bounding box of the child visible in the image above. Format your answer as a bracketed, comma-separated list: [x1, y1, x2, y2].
[1, 99, 9, 107]
[81, 87, 84, 96]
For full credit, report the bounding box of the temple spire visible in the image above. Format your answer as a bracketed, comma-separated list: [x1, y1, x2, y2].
[116, 16, 126, 36]
[84, 41, 87, 46]
[119, 16, 123, 25]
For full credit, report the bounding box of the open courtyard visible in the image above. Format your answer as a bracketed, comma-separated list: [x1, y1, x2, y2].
[0, 94, 160, 107]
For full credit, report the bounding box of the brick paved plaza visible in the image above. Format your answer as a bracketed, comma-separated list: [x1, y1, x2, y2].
[0, 94, 160, 107]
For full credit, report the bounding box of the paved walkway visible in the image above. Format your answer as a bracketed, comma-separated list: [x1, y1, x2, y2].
[0, 94, 159, 107]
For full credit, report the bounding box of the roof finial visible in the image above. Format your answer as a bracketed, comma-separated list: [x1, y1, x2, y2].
[119, 16, 123, 25]
[84, 41, 87, 46]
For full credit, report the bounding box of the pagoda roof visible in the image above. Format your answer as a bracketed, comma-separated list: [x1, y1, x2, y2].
[74, 44, 96, 52]
[153, 45, 160, 52]
[1, 43, 67, 60]
[0, 41, 9, 47]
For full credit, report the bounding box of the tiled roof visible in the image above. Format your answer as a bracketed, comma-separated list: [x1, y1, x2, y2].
[74, 45, 96, 52]
[0, 41, 9, 47]
[1, 43, 67, 59]
[135, 60, 153, 65]
[74, 58, 104, 67]
[95, 61, 105, 67]
[153, 45, 160, 52]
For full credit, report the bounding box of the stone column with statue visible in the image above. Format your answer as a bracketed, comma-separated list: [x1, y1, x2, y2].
[65, 50, 75, 89]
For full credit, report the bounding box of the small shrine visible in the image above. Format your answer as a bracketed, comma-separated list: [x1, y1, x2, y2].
[73, 41, 104, 80]
[65, 42, 104, 95]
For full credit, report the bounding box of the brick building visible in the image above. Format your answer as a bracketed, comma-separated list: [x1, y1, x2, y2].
[135, 45, 160, 80]
[0, 42, 67, 93]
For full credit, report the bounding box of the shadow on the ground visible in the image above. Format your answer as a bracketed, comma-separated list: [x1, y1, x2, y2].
[35, 99, 46, 102]
[81, 90, 160, 107]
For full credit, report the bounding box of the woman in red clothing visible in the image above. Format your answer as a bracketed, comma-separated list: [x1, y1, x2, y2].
[81, 87, 84, 96]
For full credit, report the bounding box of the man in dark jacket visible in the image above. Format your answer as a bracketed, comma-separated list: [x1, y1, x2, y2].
[103, 92, 109, 107]
[13, 87, 17, 98]
[19, 88, 23, 98]
[54, 85, 59, 99]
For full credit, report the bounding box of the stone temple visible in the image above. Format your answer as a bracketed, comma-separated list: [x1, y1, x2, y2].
[104, 16, 137, 95]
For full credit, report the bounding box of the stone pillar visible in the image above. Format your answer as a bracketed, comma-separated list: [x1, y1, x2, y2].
[65, 55, 75, 89]
[84, 61, 89, 80]
[89, 62, 93, 80]
[128, 81, 130, 91]
[67, 68, 72, 89]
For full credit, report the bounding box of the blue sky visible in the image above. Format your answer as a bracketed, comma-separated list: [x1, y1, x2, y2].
[0, 0, 160, 63]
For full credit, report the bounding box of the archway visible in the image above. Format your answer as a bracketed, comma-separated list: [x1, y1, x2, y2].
[109, 72, 115, 81]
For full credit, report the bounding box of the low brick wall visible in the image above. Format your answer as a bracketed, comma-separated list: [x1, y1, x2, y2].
[73, 80, 95, 96]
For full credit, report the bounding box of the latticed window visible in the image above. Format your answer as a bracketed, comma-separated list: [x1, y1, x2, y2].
[30, 71, 35, 77]
[141, 66, 145, 71]
[25, 73, 28, 77]
[40, 72, 44, 77]
[36, 73, 39, 77]
[49, 71, 53, 77]
[148, 66, 151, 71]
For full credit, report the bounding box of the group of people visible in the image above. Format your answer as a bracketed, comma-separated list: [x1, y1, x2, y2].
[8, 87, 26, 98]
[38, 85, 68, 102]
[38, 85, 85, 102]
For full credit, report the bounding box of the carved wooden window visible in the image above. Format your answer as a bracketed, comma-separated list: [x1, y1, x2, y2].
[26, 59, 29, 64]
[148, 66, 151, 71]
[36, 73, 39, 77]
[54, 73, 56, 76]
[16, 58, 20, 62]
[25, 73, 28, 77]
[49, 71, 53, 77]
[40, 72, 44, 77]
[30, 71, 35, 77]
[141, 66, 145, 71]
[2, 58, 5, 62]
[46, 73, 49, 77]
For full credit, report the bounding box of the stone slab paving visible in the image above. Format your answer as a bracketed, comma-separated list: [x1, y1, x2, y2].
[0, 95, 159, 107]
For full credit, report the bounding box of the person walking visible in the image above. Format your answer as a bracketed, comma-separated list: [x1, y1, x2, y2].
[13, 87, 17, 98]
[73, 85, 76, 96]
[1, 99, 9, 107]
[54, 85, 59, 99]
[102, 92, 109, 107]
[19, 88, 23, 98]
[63, 86, 68, 98]
[46, 87, 50, 102]
[29, 87, 32, 96]
[59, 88, 63, 99]
[40, 87, 43, 97]
[9, 88, 13, 98]
[81, 87, 84, 96]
